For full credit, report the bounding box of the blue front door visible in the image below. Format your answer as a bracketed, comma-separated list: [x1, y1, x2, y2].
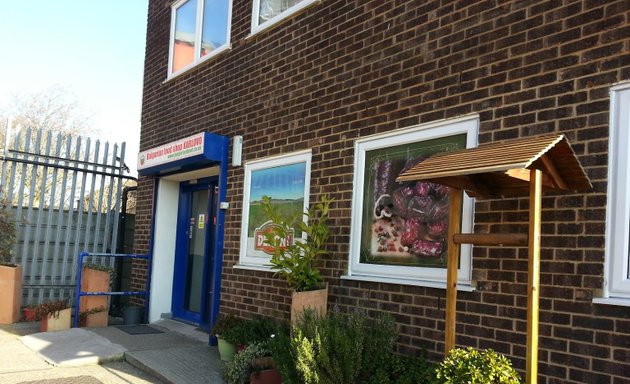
[172, 179, 217, 328]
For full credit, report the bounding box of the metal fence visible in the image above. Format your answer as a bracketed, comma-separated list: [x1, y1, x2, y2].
[0, 125, 135, 306]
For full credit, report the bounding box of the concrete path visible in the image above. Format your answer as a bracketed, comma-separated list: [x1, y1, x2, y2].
[0, 319, 224, 384]
[21, 328, 126, 367]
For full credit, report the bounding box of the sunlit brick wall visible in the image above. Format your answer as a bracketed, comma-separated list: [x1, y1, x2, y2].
[136, 1, 630, 382]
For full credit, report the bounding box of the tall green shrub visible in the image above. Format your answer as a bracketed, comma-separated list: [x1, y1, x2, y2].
[290, 310, 413, 384]
[260, 195, 333, 292]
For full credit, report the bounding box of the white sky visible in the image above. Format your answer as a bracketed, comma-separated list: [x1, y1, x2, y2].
[0, 1, 149, 176]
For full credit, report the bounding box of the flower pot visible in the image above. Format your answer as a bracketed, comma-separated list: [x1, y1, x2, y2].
[40, 308, 71, 332]
[82, 310, 109, 327]
[217, 337, 237, 362]
[122, 305, 143, 325]
[23, 306, 38, 322]
[291, 285, 328, 325]
[79, 267, 110, 327]
[250, 368, 282, 384]
[0, 264, 22, 324]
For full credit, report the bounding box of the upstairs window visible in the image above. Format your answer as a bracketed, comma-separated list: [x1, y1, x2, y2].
[604, 83, 630, 302]
[169, 0, 232, 77]
[251, 0, 318, 35]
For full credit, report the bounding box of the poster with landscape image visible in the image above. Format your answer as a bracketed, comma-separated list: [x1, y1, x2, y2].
[245, 161, 307, 258]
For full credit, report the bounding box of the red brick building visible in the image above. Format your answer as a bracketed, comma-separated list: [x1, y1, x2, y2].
[135, 1, 630, 382]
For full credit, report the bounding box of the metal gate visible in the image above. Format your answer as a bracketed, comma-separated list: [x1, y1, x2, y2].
[0, 125, 135, 306]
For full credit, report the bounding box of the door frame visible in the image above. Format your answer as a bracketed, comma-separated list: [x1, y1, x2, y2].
[172, 177, 217, 327]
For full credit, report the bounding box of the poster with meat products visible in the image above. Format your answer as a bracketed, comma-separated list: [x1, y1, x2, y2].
[360, 134, 467, 268]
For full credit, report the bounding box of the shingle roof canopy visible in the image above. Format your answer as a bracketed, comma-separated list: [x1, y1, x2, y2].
[396, 134, 592, 198]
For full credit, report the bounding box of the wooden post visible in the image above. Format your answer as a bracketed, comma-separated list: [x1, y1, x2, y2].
[526, 169, 542, 384]
[445, 187, 463, 355]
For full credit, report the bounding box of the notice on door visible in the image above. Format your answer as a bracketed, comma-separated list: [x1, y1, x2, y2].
[198, 214, 205, 229]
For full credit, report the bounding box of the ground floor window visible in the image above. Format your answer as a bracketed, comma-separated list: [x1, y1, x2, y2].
[604, 83, 630, 301]
[347, 116, 478, 287]
[238, 150, 311, 269]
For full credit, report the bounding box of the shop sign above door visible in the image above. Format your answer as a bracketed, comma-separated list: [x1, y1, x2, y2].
[137, 132, 229, 176]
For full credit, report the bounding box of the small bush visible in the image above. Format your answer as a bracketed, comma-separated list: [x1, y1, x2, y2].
[211, 314, 243, 338]
[224, 342, 269, 384]
[223, 315, 280, 346]
[435, 347, 521, 384]
[268, 328, 301, 384]
[288, 310, 435, 384]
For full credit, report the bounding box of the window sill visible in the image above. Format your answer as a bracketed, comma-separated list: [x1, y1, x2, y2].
[340, 274, 476, 292]
[233, 263, 274, 273]
[164, 44, 232, 83]
[592, 297, 630, 307]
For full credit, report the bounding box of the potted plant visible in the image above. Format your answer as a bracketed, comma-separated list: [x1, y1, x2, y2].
[260, 194, 333, 324]
[78, 305, 108, 327]
[37, 298, 71, 332]
[79, 263, 114, 327]
[212, 314, 243, 362]
[22, 304, 38, 322]
[250, 355, 282, 384]
[224, 342, 273, 384]
[0, 199, 21, 325]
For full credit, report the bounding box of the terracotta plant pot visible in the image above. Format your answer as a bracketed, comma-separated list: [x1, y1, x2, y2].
[0, 264, 22, 324]
[79, 267, 110, 327]
[23, 306, 38, 322]
[40, 308, 71, 332]
[291, 285, 328, 325]
[250, 368, 282, 384]
[82, 311, 108, 327]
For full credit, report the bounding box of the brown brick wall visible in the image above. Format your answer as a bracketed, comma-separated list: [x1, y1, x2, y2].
[137, 0, 630, 382]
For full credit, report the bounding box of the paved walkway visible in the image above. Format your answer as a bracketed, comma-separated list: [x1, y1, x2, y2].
[0, 319, 224, 384]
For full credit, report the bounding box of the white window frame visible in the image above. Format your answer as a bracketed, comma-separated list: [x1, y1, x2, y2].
[250, 0, 319, 36]
[236, 150, 311, 270]
[345, 115, 478, 288]
[168, 0, 232, 78]
[603, 83, 630, 301]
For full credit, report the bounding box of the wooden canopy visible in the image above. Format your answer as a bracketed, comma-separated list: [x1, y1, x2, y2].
[397, 134, 591, 197]
[395, 134, 591, 384]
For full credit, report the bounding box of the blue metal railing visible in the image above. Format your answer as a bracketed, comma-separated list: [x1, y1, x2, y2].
[73, 251, 151, 328]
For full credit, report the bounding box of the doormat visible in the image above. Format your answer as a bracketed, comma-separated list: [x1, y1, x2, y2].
[115, 324, 164, 335]
[19, 376, 104, 384]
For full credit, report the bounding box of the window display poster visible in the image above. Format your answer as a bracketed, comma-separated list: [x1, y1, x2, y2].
[360, 134, 466, 268]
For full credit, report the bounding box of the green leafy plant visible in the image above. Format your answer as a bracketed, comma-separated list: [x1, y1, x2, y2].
[266, 309, 434, 384]
[290, 310, 424, 384]
[222, 315, 282, 346]
[0, 200, 16, 266]
[224, 342, 270, 384]
[83, 263, 116, 285]
[260, 194, 333, 292]
[78, 305, 108, 323]
[36, 298, 69, 320]
[211, 314, 243, 338]
[435, 347, 521, 384]
[268, 328, 300, 384]
[385, 353, 436, 384]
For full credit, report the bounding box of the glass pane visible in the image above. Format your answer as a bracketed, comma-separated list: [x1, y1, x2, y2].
[360, 134, 467, 268]
[172, 0, 198, 73]
[184, 188, 209, 313]
[201, 0, 229, 57]
[258, 0, 302, 24]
